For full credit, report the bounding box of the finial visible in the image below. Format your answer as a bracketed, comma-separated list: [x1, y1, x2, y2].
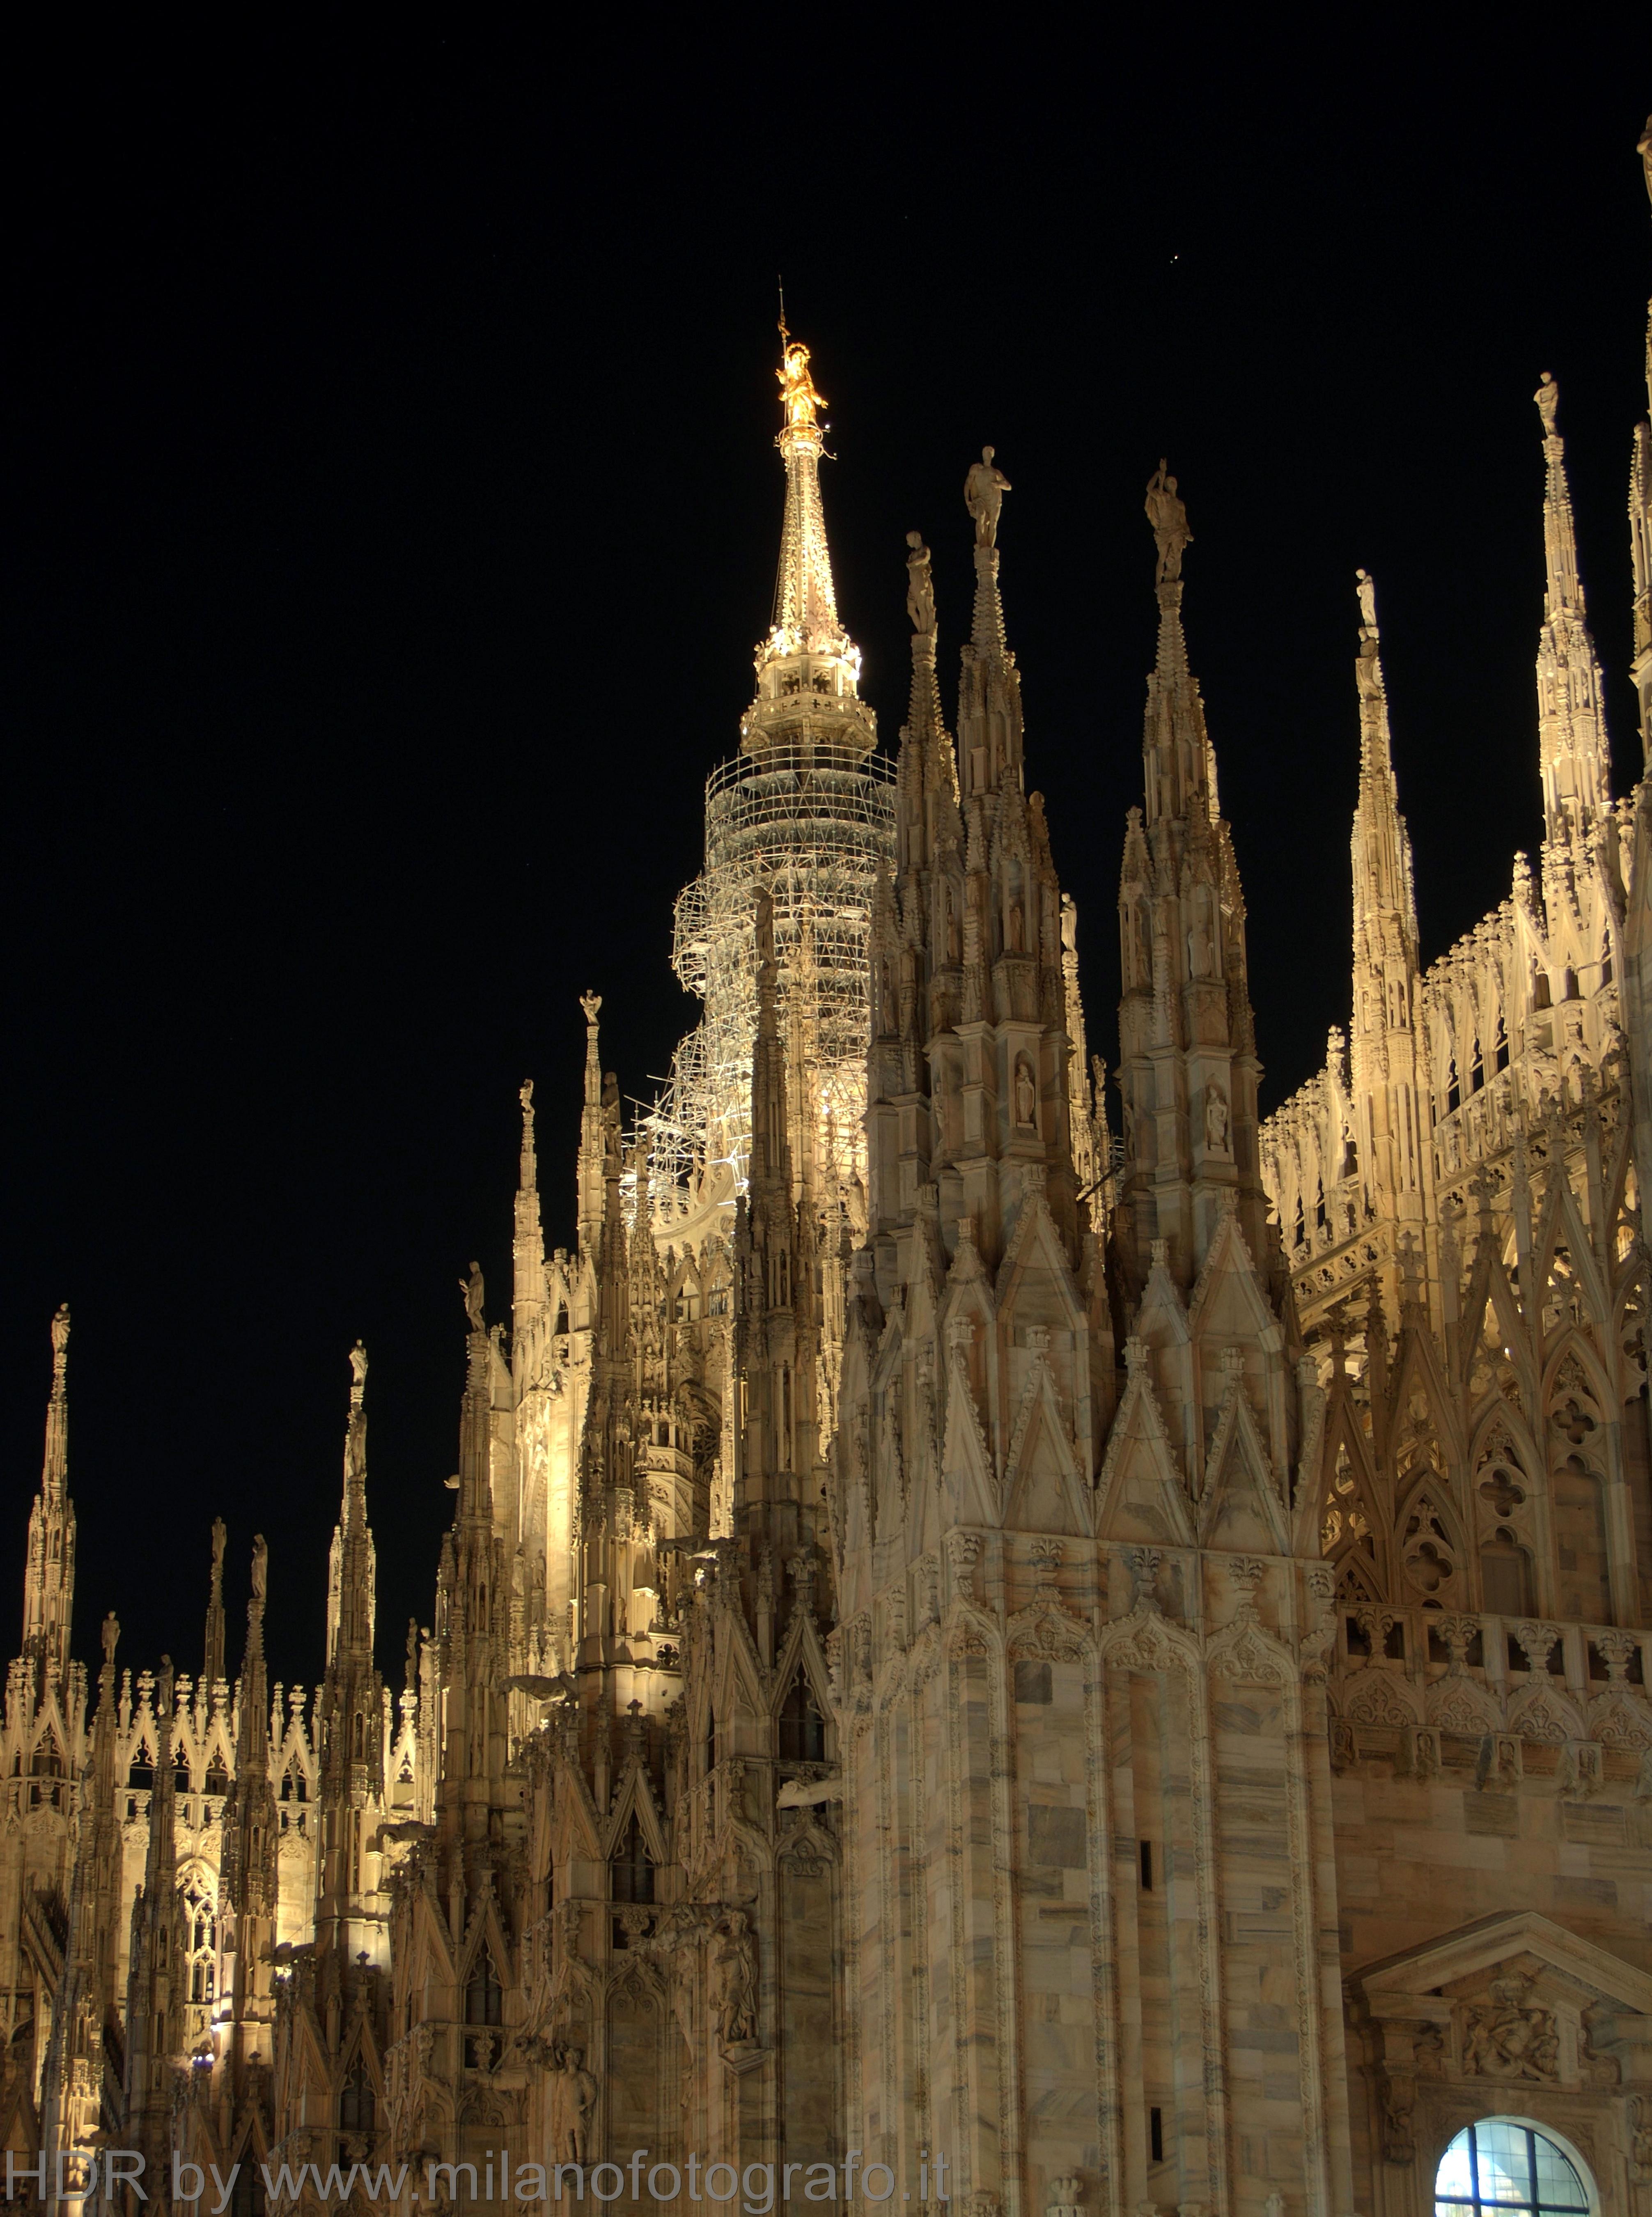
[964, 446, 1011, 547]
[520, 1077, 535, 1119]
[50, 1302, 70, 1376]
[580, 990, 601, 1027]
[1145, 460, 1192, 583]
[904, 532, 935, 636]
[101, 1611, 119, 1666]
[460, 1259, 486, 1336]
[1355, 568, 1378, 638]
[1535, 371, 1560, 439]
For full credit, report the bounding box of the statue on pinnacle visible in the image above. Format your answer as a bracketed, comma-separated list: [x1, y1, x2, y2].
[1535, 371, 1560, 438]
[905, 532, 935, 635]
[964, 447, 1011, 546]
[1145, 460, 1192, 583]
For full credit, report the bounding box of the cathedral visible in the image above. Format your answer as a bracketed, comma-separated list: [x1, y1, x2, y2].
[6, 133, 1652, 2217]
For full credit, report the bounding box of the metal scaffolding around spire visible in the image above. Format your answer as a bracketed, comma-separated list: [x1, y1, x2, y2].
[642, 326, 896, 1230]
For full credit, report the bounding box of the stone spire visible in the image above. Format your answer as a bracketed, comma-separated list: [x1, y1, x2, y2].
[1631, 121, 1652, 761]
[1116, 464, 1269, 1290]
[41, 1613, 123, 2179]
[1533, 372, 1613, 861]
[741, 324, 876, 760]
[122, 1658, 186, 2177]
[22, 1303, 76, 1696]
[732, 888, 821, 1554]
[1347, 572, 1433, 1320]
[216, 1540, 279, 2105]
[317, 1345, 388, 1985]
[513, 1075, 545, 1339]
[202, 1517, 227, 1686]
[577, 991, 605, 1263]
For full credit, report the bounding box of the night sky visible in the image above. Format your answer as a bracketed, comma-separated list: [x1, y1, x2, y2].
[5, 39, 1648, 1688]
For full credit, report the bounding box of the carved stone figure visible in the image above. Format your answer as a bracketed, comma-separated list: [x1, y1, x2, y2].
[461, 1259, 486, 1334]
[715, 1912, 758, 2044]
[1014, 1058, 1037, 1129]
[904, 532, 935, 636]
[1461, 1971, 1558, 2081]
[1535, 369, 1560, 436]
[548, 2042, 598, 2163]
[1356, 567, 1378, 634]
[1144, 459, 1192, 583]
[964, 446, 1011, 546]
[250, 1534, 268, 1605]
[1204, 1081, 1230, 1153]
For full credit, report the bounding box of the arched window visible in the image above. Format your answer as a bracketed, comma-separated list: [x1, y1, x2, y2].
[182, 1880, 216, 2008]
[1434, 2120, 1590, 2214]
[339, 2051, 376, 2132]
[464, 1948, 502, 2026]
[128, 1743, 154, 1790]
[1447, 1057, 1462, 1113]
[610, 1813, 654, 1905]
[777, 1672, 826, 1763]
[229, 2161, 266, 2217]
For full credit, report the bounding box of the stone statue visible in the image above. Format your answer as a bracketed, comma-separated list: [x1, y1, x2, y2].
[1535, 370, 1560, 436]
[250, 1535, 268, 1606]
[50, 1304, 70, 1363]
[1060, 893, 1078, 956]
[211, 1519, 226, 1576]
[1355, 568, 1378, 635]
[715, 1912, 758, 2044]
[548, 2042, 598, 2162]
[1144, 460, 1192, 583]
[905, 532, 935, 636]
[461, 1260, 486, 1335]
[1204, 1081, 1230, 1153]
[1014, 1059, 1037, 1128]
[964, 446, 1011, 547]
[101, 1611, 119, 1665]
[349, 1340, 368, 1392]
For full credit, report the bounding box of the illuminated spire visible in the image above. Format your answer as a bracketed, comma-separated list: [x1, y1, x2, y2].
[744, 322, 875, 756]
[1533, 372, 1612, 850]
[22, 1303, 75, 1692]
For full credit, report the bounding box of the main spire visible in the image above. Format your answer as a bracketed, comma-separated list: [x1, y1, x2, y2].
[743, 322, 875, 757]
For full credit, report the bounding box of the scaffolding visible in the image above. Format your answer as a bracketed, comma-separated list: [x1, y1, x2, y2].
[646, 738, 897, 1212]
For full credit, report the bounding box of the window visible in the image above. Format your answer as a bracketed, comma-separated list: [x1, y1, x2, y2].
[339, 2052, 376, 2132]
[464, 1949, 502, 2026]
[777, 1673, 826, 1763]
[1434, 2121, 1590, 2215]
[610, 1814, 654, 1905]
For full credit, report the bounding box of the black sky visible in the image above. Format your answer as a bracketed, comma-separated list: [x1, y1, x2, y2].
[4, 34, 1649, 1687]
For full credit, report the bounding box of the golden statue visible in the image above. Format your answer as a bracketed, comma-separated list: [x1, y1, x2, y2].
[778, 339, 825, 433]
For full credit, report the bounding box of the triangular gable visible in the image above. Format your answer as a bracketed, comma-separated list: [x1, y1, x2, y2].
[1356, 1906, 1652, 2019]
[1186, 1203, 1283, 1354]
[1002, 1362, 1091, 1537]
[1198, 1377, 1290, 1554]
[1094, 1361, 1194, 1547]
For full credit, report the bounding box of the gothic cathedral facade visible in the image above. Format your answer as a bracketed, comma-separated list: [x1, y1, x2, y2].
[7, 135, 1652, 2217]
